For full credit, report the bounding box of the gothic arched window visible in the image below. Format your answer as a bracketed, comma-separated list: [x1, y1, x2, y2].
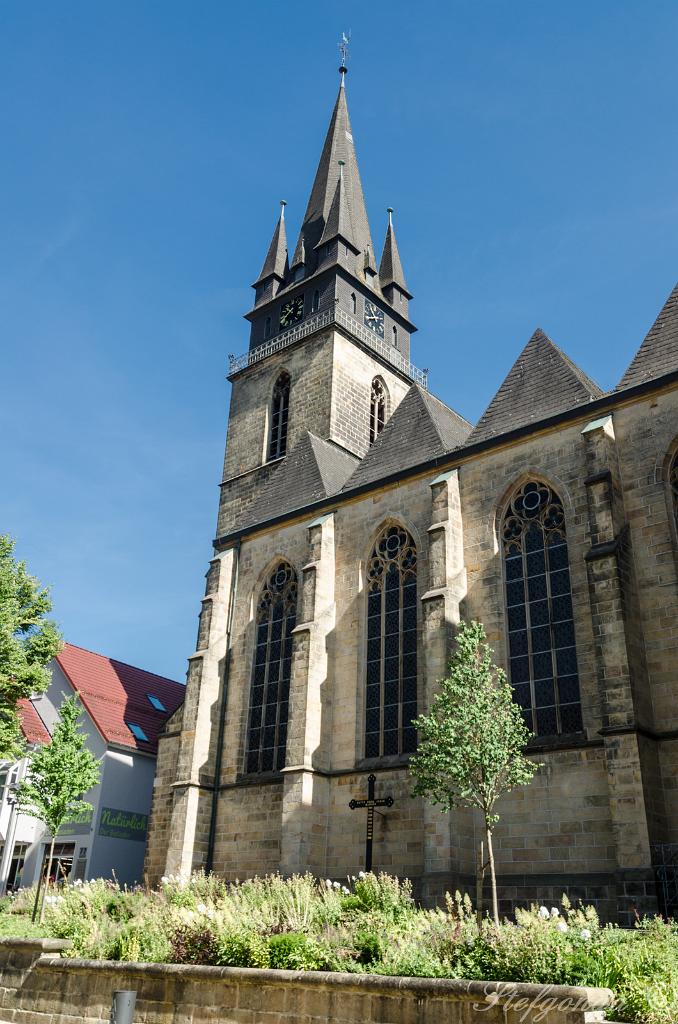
[503, 481, 582, 737]
[268, 371, 290, 460]
[365, 524, 417, 758]
[370, 378, 386, 445]
[670, 450, 678, 531]
[245, 562, 297, 774]
[351, 292, 357, 315]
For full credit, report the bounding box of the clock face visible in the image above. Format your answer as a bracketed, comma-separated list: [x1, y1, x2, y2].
[279, 295, 305, 329]
[364, 299, 385, 337]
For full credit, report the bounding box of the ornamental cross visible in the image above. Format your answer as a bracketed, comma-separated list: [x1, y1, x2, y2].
[349, 773, 393, 872]
[338, 31, 351, 70]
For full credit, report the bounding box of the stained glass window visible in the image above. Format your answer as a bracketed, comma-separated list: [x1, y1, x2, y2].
[370, 378, 386, 445]
[268, 371, 290, 460]
[365, 524, 418, 758]
[503, 480, 583, 737]
[245, 562, 297, 774]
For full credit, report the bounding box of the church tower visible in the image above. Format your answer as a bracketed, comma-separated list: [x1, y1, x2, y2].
[218, 63, 426, 539]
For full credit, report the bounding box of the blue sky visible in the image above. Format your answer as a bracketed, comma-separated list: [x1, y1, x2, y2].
[2, 1, 677, 681]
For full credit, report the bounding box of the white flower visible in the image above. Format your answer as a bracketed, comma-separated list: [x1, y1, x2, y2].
[333, 881, 341, 890]
[196, 903, 208, 914]
[538, 906, 550, 919]
[580, 928, 591, 940]
[358, 871, 366, 879]
[341, 886, 350, 895]
[161, 876, 169, 885]
[556, 921, 568, 933]
[550, 907, 559, 918]
[325, 879, 333, 889]
[350, 875, 356, 882]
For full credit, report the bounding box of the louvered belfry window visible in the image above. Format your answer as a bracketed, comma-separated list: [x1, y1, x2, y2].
[245, 562, 297, 773]
[268, 371, 290, 460]
[365, 525, 418, 758]
[369, 378, 386, 445]
[503, 481, 583, 737]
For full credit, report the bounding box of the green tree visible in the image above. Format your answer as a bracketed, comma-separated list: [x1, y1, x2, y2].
[0, 535, 62, 760]
[16, 696, 100, 921]
[410, 620, 539, 926]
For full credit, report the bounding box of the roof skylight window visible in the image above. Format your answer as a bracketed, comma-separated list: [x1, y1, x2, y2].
[147, 694, 166, 712]
[127, 722, 149, 742]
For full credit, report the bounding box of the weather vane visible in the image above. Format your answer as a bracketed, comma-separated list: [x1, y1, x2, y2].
[338, 30, 351, 72]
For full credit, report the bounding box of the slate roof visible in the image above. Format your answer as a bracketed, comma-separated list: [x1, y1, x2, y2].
[379, 215, 410, 297]
[468, 328, 604, 444]
[292, 75, 374, 272]
[254, 205, 288, 286]
[617, 280, 678, 390]
[317, 170, 357, 252]
[55, 643, 185, 755]
[238, 432, 358, 531]
[18, 698, 51, 745]
[343, 386, 472, 491]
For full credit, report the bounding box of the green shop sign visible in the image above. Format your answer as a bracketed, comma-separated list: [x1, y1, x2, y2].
[98, 806, 148, 842]
[59, 808, 94, 836]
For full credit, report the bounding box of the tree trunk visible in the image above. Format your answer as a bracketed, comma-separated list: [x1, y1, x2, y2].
[475, 838, 485, 928]
[485, 820, 499, 927]
[39, 835, 56, 925]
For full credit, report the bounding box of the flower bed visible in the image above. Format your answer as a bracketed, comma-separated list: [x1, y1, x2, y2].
[2, 872, 676, 1023]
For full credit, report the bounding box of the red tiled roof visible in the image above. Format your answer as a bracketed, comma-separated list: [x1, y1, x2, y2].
[54, 643, 185, 755]
[18, 699, 51, 745]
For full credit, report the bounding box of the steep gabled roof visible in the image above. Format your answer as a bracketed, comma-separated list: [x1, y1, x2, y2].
[55, 643, 185, 755]
[292, 74, 373, 271]
[238, 432, 358, 532]
[379, 211, 410, 297]
[343, 386, 471, 491]
[617, 281, 678, 390]
[468, 328, 603, 444]
[254, 204, 288, 286]
[18, 698, 51, 745]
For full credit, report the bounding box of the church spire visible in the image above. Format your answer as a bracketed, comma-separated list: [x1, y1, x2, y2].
[254, 201, 289, 294]
[291, 70, 374, 275]
[317, 161, 359, 252]
[379, 208, 412, 301]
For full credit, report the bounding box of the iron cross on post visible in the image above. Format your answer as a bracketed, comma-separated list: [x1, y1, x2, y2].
[349, 773, 393, 873]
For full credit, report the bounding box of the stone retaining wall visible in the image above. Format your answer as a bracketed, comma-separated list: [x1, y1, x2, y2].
[0, 938, 614, 1024]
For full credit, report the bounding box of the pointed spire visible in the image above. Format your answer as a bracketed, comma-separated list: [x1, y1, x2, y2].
[317, 161, 358, 251]
[254, 201, 288, 287]
[291, 73, 374, 273]
[379, 208, 411, 299]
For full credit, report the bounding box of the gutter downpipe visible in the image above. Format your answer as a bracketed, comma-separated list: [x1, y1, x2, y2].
[205, 539, 241, 874]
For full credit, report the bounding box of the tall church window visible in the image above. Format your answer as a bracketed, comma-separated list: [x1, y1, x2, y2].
[503, 480, 582, 737]
[245, 562, 297, 773]
[264, 316, 272, 339]
[365, 524, 418, 758]
[369, 378, 386, 445]
[392, 325, 398, 346]
[312, 289, 320, 312]
[351, 292, 357, 315]
[268, 371, 290, 460]
[670, 450, 678, 531]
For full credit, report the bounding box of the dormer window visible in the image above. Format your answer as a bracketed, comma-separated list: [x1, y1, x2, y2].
[292, 265, 304, 282]
[127, 722, 149, 742]
[147, 694, 166, 712]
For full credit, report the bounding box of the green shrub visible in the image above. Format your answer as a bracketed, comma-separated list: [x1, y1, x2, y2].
[217, 930, 270, 968]
[267, 931, 331, 971]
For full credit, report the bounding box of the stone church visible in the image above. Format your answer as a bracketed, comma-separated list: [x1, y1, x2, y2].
[145, 65, 678, 922]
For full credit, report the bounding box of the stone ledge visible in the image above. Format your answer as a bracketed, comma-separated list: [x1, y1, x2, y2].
[0, 939, 72, 954]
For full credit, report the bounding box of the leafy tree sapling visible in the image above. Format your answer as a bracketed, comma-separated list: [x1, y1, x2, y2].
[410, 620, 540, 926]
[16, 696, 100, 921]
